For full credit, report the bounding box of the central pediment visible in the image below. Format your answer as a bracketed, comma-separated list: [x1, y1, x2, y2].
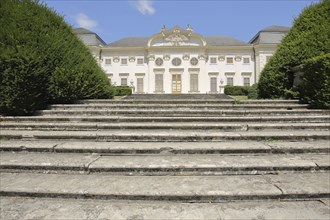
[148, 25, 206, 47]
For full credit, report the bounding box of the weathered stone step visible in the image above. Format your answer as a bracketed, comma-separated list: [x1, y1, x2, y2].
[1, 140, 329, 154]
[79, 99, 235, 104]
[1, 130, 329, 141]
[1, 122, 329, 131]
[3, 115, 329, 123]
[1, 172, 329, 201]
[38, 109, 330, 116]
[1, 152, 328, 174]
[1, 197, 329, 220]
[48, 103, 309, 110]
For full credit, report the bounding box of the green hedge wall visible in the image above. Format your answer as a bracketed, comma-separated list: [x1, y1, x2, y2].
[257, 0, 330, 103]
[113, 86, 132, 96]
[299, 54, 330, 108]
[0, 0, 113, 115]
[224, 85, 258, 99]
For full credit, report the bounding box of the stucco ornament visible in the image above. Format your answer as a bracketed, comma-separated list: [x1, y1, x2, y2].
[162, 26, 193, 46]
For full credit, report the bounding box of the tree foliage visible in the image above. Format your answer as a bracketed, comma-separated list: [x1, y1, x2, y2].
[257, 0, 330, 108]
[0, 0, 113, 115]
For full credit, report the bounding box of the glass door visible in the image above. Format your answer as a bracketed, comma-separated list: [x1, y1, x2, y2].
[172, 74, 182, 94]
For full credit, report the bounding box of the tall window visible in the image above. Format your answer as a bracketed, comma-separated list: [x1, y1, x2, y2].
[121, 58, 128, 65]
[105, 59, 111, 65]
[227, 77, 234, 86]
[226, 57, 234, 64]
[210, 77, 217, 93]
[137, 78, 144, 93]
[137, 58, 144, 65]
[244, 77, 250, 86]
[190, 74, 198, 92]
[121, 78, 127, 86]
[155, 74, 163, 92]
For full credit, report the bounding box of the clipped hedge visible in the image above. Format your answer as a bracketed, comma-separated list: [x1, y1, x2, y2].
[299, 54, 330, 108]
[113, 86, 132, 96]
[0, 0, 113, 115]
[258, 0, 330, 102]
[224, 85, 257, 99]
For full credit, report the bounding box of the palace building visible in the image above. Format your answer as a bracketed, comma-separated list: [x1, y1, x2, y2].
[74, 25, 290, 94]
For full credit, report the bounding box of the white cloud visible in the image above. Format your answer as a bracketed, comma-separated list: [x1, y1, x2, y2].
[75, 13, 98, 29]
[135, 0, 155, 15]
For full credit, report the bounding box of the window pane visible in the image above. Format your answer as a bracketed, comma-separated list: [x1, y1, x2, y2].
[226, 57, 233, 64]
[105, 59, 111, 64]
[210, 57, 217, 64]
[244, 77, 250, 86]
[155, 74, 163, 92]
[121, 59, 127, 65]
[121, 78, 127, 86]
[243, 58, 250, 64]
[190, 74, 198, 91]
[227, 77, 233, 86]
[210, 77, 217, 92]
[137, 58, 144, 64]
[137, 78, 143, 93]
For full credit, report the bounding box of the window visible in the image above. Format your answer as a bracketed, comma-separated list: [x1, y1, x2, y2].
[243, 57, 250, 64]
[190, 74, 198, 92]
[210, 77, 217, 93]
[190, 57, 198, 66]
[105, 59, 111, 65]
[121, 78, 127, 86]
[172, 58, 182, 66]
[137, 78, 144, 93]
[210, 57, 217, 64]
[155, 58, 163, 66]
[155, 74, 163, 92]
[137, 58, 144, 65]
[226, 57, 234, 64]
[227, 77, 234, 86]
[121, 58, 128, 65]
[243, 77, 250, 86]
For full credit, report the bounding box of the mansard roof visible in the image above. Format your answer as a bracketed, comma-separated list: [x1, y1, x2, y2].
[249, 25, 290, 44]
[73, 27, 107, 46]
[107, 37, 150, 47]
[107, 36, 248, 48]
[204, 36, 248, 46]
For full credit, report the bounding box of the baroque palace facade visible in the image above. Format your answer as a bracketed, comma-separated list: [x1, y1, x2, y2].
[74, 25, 289, 94]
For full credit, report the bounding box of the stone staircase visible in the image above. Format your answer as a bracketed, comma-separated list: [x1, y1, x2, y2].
[1, 95, 329, 219]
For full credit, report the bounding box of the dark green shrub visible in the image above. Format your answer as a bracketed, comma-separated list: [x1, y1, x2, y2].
[247, 85, 258, 99]
[0, 0, 113, 115]
[258, 0, 330, 101]
[224, 85, 257, 99]
[299, 54, 330, 108]
[113, 86, 132, 96]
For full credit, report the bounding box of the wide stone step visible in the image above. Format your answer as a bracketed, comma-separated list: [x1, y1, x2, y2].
[1, 197, 329, 220]
[1, 130, 329, 141]
[0, 152, 328, 174]
[3, 115, 329, 123]
[1, 140, 329, 154]
[1, 172, 329, 201]
[48, 103, 309, 110]
[1, 122, 329, 131]
[38, 109, 330, 116]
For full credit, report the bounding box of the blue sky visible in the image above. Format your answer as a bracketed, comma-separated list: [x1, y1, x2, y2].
[44, 0, 319, 44]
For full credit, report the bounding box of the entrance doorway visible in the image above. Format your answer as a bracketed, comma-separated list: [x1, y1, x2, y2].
[172, 74, 182, 94]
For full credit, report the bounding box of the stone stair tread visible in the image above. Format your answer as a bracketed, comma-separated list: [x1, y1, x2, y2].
[1, 172, 329, 200]
[1, 152, 328, 172]
[1, 197, 329, 220]
[1, 140, 329, 153]
[1, 129, 329, 140]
